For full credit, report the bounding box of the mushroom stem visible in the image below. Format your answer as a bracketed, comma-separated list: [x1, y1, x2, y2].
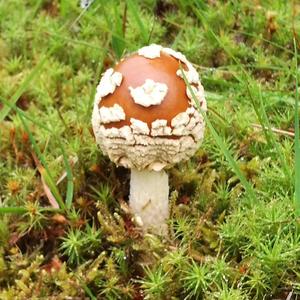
[129, 169, 169, 235]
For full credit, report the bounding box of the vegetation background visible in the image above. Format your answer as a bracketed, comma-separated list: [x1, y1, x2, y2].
[0, 0, 299, 299]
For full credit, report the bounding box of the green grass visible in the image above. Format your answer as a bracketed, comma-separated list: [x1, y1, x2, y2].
[0, 0, 299, 298]
[294, 38, 300, 216]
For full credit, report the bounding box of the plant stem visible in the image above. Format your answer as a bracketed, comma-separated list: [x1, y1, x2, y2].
[129, 169, 169, 235]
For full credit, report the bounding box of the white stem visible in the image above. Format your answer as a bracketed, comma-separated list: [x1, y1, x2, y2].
[129, 169, 169, 235]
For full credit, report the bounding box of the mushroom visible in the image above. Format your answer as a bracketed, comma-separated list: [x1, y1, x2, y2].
[92, 44, 206, 235]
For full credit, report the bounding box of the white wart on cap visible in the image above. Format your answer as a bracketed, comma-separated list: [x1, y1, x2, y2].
[92, 44, 206, 171]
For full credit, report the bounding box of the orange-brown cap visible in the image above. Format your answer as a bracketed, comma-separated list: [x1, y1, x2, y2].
[92, 45, 206, 171]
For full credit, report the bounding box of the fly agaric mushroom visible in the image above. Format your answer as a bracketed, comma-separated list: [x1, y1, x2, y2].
[92, 44, 206, 235]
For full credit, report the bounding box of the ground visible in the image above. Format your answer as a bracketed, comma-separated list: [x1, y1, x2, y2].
[0, 0, 299, 299]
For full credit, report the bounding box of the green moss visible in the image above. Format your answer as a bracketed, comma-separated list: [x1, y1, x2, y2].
[0, 0, 299, 298]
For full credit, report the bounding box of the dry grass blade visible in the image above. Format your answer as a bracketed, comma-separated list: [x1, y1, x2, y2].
[252, 123, 295, 138]
[31, 151, 60, 209]
[41, 175, 60, 209]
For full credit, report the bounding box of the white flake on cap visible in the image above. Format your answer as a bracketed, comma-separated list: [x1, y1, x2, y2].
[162, 48, 188, 65]
[198, 83, 207, 110]
[192, 122, 205, 140]
[151, 119, 172, 136]
[171, 111, 190, 128]
[186, 117, 197, 130]
[172, 126, 189, 136]
[99, 104, 125, 124]
[92, 103, 206, 170]
[176, 68, 199, 84]
[91, 114, 200, 171]
[162, 47, 205, 108]
[92, 101, 101, 136]
[179, 136, 195, 154]
[106, 134, 197, 171]
[130, 118, 150, 135]
[186, 85, 205, 104]
[169, 106, 205, 138]
[187, 106, 196, 115]
[201, 99, 207, 111]
[119, 126, 135, 143]
[134, 135, 153, 146]
[99, 126, 120, 138]
[95, 68, 122, 103]
[129, 79, 168, 107]
[138, 44, 162, 59]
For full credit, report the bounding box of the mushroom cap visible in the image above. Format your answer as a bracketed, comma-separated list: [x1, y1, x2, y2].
[92, 44, 206, 171]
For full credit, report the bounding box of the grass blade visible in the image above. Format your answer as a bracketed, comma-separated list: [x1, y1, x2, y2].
[180, 65, 256, 200]
[41, 174, 60, 209]
[0, 97, 72, 210]
[0, 0, 90, 122]
[1, 89, 70, 211]
[246, 84, 291, 180]
[0, 96, 52, 132]
[0, 53, 50, 121]
[0, 206, 62, 214]
[294, 38, 300, 216]
[57, 139, 74, 209]
[193, 6, 291, 182]
[19, 114, 66, 210]
[127, 0, 148, 44]
[85, 48, 107, 120]
[111, 4, 126, 59]
[0, 207, 27, 214]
